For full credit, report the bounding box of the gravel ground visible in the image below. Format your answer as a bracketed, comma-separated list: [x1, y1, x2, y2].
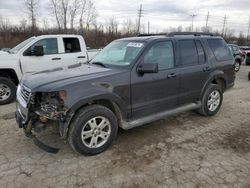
[0, 66, 250, 188]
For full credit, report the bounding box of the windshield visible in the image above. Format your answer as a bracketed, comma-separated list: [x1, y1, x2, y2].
[9, 37, 36, 54]
[90, 41, 144, 67]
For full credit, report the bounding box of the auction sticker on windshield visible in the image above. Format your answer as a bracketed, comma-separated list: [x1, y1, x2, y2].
[127, 42, 144, 48]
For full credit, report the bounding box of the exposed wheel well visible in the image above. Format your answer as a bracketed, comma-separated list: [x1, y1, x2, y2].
[211, 78, 226, 92]
[0, 69, 19, 86]
[74, 99, 123, 126]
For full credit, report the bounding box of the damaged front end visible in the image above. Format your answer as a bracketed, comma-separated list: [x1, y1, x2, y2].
[16, 84, 74, 153]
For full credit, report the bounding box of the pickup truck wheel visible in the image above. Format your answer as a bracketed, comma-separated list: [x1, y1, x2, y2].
[234, 60, 240, 72]
[68, 105, 118, 155]
[198, 84, 223, 116]
[0, 77, 16, 105]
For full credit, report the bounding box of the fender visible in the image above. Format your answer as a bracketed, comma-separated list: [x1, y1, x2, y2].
[69, 92, 130, 120]
[200, 70, 227, 99]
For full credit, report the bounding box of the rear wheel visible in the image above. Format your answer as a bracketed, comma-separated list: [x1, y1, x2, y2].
[198, 84, 223, 116]
[0, 77, 16, 105]
[234, 60, 240, 72]
[68, 105, 118, 155]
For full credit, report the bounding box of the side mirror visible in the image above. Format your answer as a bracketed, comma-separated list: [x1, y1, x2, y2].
[34, 46, 44, 56]
[137, 63, 159, 74]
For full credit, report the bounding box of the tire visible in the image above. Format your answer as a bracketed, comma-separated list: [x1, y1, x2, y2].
[248, 72, 250, 81]
[68, 105, 118, 155]
[234, 60, 241, 72]
[0, 77, 16, 105]
[198, 84, 223, 116]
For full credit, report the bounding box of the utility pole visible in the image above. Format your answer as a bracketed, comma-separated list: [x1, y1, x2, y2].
[148, 21, 150, 34]
[205, 11, 210, 31]
[190, 14, 197, 31]
[247, 16, 250, 41]
[137, 4, 144, 34]
[222, 15, 227, 37]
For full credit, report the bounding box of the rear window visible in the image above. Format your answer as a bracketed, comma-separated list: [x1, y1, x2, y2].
[63, 38, 81, 53]
[208, 39, 232, 61]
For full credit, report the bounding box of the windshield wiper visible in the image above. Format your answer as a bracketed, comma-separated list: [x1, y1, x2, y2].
[91, 62, 107, 68]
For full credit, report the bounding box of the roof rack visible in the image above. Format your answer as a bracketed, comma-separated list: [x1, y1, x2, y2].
[137, 33, 166, 37]
[167, 32, 215, 37]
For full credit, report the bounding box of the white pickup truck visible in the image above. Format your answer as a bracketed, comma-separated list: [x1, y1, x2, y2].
[0, 34, 99, 104]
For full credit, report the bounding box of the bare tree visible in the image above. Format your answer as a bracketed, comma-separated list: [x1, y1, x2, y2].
[106, 17, 118, 34]
[61, 0, 69, 30]
[69, 0, 79, 29]
[79, 0, 87, 30]
[50, 0, 62, 30]
[24, 0, 40, 32]
[84, 0, 98, 30]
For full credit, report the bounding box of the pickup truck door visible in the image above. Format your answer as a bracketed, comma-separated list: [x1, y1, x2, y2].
[58, 37, 88, 66]
[20, 38, 64, 74]
[131, 40, 180, 119]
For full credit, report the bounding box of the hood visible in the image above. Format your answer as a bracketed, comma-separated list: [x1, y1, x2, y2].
[21, 63, 125, 92]
[0, 51, 8, 55]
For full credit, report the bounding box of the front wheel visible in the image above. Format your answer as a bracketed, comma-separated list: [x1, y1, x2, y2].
[198, 84, 223, 116]
[0, 77, 16, 105]
[68, 105, 118, 155]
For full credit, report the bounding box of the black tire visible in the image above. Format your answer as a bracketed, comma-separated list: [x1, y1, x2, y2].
[248, 72, 250, 81]
[198, 84, 223, 116]
[0, 77, 16, 105]
[68, 105, 118, 155]
[234, 60, 241, 72]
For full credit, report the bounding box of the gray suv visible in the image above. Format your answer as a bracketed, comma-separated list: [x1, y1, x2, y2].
[16, 32, 235, 155]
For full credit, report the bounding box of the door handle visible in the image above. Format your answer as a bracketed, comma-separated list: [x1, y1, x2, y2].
[77, 56, 86, 59]
[167, 73, 177, 78]
[52, 58, 61, 60]
[203, 67, 211, 72]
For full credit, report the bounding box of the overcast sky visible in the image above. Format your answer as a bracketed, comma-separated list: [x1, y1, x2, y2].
[0, 0, 250, 35]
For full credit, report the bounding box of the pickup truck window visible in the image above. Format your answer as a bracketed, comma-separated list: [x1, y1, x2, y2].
[179, 40, 198, 66]
[63, 38, 81, 53]
[208, 39, 232, 61]
[90, 41, 144, 67]
[29, 38, 58, 55]
[9, 37, 35, 54]
[144, 41, 174, 70]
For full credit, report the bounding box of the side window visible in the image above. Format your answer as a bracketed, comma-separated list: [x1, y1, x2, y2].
[144, 41, 174, 70]
[208, 39, 232, 61]
[63, 38, 81, 53]
[195, 40, 206, 64]
[29, 38, 58, 55]
[179, 40, 198, 66]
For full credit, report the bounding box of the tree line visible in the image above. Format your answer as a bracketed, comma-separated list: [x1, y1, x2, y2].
[0, 0, 249, 49]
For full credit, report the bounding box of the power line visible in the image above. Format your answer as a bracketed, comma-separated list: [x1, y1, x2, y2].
[222, 15, 227, 36]
[190, 14, 197, 31]
[137, 4, 144, 34]
[247, 16, 250, 41]
[205, 11, 210, 28]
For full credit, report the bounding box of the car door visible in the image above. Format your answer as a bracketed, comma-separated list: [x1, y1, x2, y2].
[20, 38, 62, 74]
[131, 40, 180, 119]
[58, 37, 88, 66]
[177, 39, 211, 104]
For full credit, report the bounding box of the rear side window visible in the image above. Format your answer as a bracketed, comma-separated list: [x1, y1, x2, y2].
[179, 40, 198, 66]
[63, 38, 81, 53]
[195, 40, 206, 64]
[208, 39, 232, 61]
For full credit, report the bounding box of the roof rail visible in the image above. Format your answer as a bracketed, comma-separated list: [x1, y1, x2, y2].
[167, 32, 215, 37]
[137, 33, 166, 37]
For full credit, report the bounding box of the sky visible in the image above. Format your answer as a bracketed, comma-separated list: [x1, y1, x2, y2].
[0, 0, 250, 36]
